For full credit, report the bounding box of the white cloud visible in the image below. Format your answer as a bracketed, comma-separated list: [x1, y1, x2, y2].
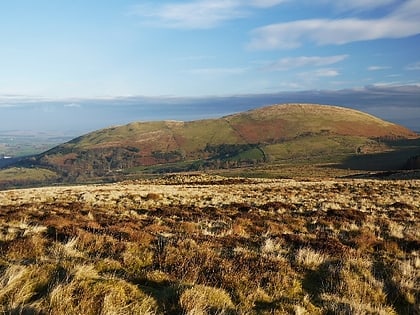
[368, 66, 391, 71]
[248, 0, 420, 49]
[0, 94, 53, 104]
[310, 69, 340, 77]
[130, 0, 286, 29]
[371, 82, 402, 87]
[314, 69, 340, 77]
[405, 61, 420, 70]
[264, 55, 348, 71]
[392, 0, 420, 20]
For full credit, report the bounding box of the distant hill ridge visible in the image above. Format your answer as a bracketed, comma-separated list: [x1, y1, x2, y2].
[12, 103, 418, 181]
[224, 103, 412, 140]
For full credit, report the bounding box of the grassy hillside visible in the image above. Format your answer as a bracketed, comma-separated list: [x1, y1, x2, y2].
[226, 104, 414, 140]
[0, 175, 418, 314]
[0, 167, 59, 188]
[1, 103, 418, 186]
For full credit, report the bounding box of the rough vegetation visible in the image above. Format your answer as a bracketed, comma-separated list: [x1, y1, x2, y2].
[0, 174, 418, 314]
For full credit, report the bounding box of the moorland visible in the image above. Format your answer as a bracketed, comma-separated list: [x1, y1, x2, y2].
[0, 174, 418, 314]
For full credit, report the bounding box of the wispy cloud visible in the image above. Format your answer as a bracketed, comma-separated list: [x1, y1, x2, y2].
[324, 0, 398, 12]
[263, 55, 348, 71]
[317, 69, 340, 77]
[130, 0, 287, 29]
[405, 61, 420, 70]
[248, 0, 420, 49]
[247, 0, 289, 8]
[368, 66, 391, 71]
[299, 68, 340, 77]
[0, 94, 54, 105]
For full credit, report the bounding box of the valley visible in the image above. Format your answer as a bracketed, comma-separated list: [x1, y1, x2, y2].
[0, 132, 74, 161]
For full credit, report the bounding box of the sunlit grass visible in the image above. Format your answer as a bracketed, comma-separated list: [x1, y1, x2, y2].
[0, 174, 418, 314]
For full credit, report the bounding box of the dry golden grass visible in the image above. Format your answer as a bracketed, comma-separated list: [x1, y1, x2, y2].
[179, 284, 235, 314]
[0, 174, 418, 314]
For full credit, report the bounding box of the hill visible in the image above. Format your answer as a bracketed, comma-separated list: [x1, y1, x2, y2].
[2, 103, 419, 185]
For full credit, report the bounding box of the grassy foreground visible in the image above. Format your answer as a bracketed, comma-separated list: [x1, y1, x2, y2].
[0, 174, 418, 314]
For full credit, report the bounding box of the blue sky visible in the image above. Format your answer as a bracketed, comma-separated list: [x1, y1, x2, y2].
[0, 0, 419, 132]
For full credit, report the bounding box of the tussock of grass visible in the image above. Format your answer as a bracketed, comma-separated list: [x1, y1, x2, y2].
[295, 247, 328, 270]
[48, 275, 159, 315]
[122, 242, 154, 277]
[0, 263, 58, 312]
[392, 257, 419, 305]
[180, 285, 235, 314]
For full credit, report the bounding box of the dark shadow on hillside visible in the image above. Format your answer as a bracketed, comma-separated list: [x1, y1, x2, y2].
[337, 138, 420, 171]
[302, 260, 344, 310]
[372, 260, 418, 315]
[131, 278, 182, 315]
[0, 156, 26, 168]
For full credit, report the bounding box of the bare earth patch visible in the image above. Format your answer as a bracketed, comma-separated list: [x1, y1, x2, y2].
[0, 174, 418, 314]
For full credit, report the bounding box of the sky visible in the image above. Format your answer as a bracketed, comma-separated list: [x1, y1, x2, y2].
[0, 0, 419, 133]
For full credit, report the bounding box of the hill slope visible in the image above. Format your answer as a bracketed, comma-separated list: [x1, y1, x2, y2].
[0, 176, 418, 313]
[9, 104, 419, 182]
